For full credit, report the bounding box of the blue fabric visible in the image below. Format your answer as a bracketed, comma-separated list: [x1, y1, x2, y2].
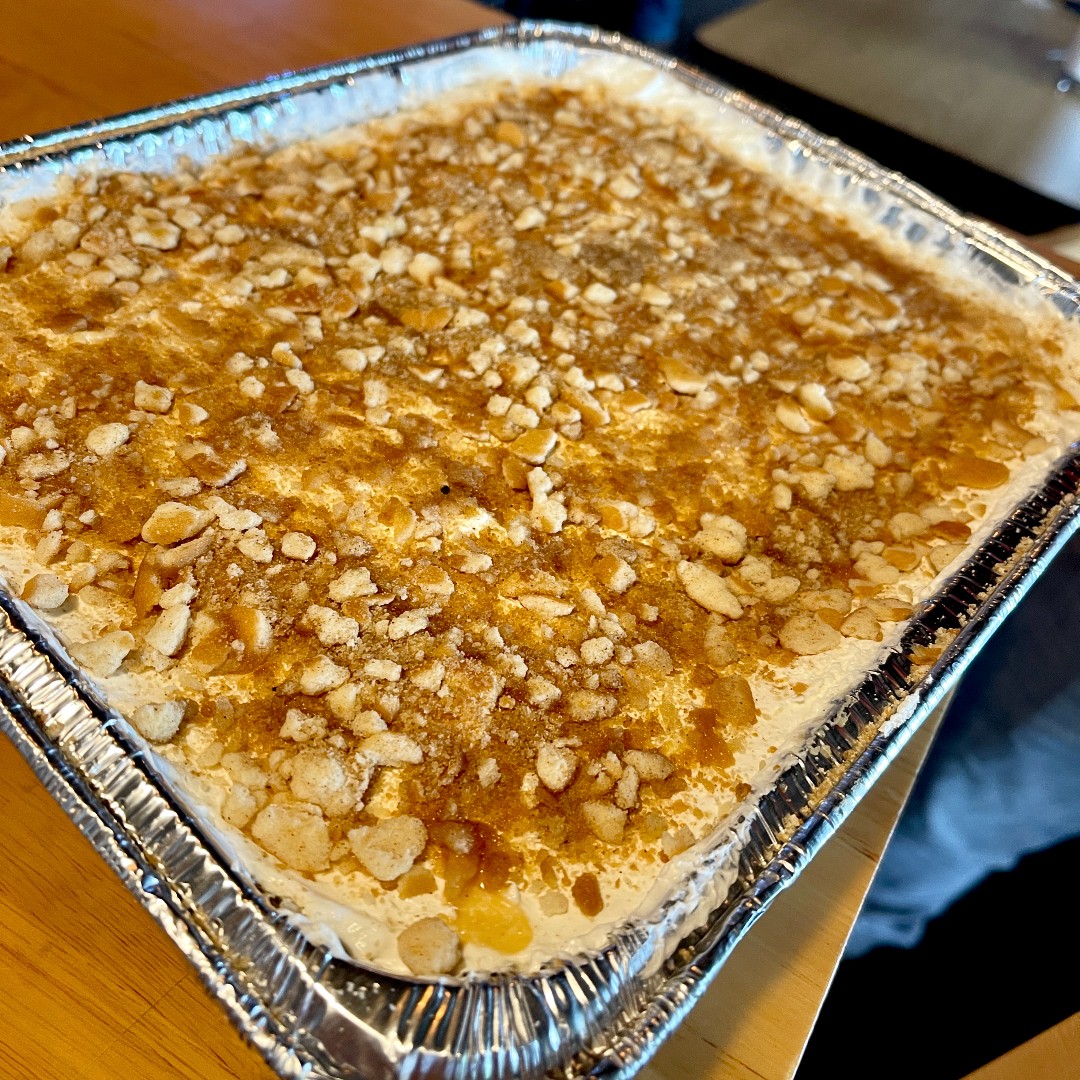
[846, 531, 1080, 956]
[631, 0, 683, 45]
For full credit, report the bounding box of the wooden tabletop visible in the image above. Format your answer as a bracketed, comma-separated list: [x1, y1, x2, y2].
[0, 0, 509, 144]
[0, 717, 943, 1080]
[0, 4, 946, 1078]
[965, 1011, 1080, 1080]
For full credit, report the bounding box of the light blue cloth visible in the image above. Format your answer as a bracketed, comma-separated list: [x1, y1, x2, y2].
[846, 531, 1080, 957]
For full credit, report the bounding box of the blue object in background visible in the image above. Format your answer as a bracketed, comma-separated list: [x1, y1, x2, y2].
[631, 0, 683, 45]
[848, 530, 1080, 956]
[490, 0, 684, 45]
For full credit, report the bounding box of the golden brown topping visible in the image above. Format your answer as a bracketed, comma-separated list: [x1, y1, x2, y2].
[536, 742, 578, 792]
[571, 873, 604, 917]
[281, 532, 317, 561]
[942, 453, 1010, 490]
[132, 700, 186, 743]
[659, 357, 709, 395]
[398, 917, 461, 975]
[128, 218, 181, 251]
[349, 816, 428, 882]
[1, 77, 1072, 961]
[840, 608, 883, 640]
[509, 428, 557, 464]
[70, 630, 136, 677]
[251, 802, 331, 873]
[21, 573, 68, 610]
[144, 604, 191, 657]
[779, 613, 844, 656]
[594, 554, 636, 594]
[706, 677, 758, 729]
[677, 561, 743, 618]
[133, 380, 174, 413]
[582, 801, 627, 843]
[695, 515, 747, 564]
[141, 502, 213, 545]
[85, 422, 130, 456]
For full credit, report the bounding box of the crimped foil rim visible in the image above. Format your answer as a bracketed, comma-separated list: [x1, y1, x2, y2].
[1, 21, 1079, 1080]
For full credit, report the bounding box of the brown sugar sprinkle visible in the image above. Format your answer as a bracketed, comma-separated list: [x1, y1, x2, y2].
[571, 872, 604, 918]
[0, 80, 1075, 963]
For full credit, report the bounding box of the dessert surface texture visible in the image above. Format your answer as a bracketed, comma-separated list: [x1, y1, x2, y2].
[1, 79, 1075, 974]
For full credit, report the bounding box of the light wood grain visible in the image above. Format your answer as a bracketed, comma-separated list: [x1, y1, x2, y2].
[644, 712, 944, 1080]
[0, 5, 947, 1077]
[0, 735, 274, 1080]
[963, 1012, 1080, 1080]
[0, 716, 943, 1080]
[0, 0, 506, 143]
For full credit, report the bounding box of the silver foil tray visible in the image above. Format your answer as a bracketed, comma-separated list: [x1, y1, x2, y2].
[2, 21, 1080, 1080]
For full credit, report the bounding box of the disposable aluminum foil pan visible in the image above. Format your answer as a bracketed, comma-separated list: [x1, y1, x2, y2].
[2, 20, 1080, 1080]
